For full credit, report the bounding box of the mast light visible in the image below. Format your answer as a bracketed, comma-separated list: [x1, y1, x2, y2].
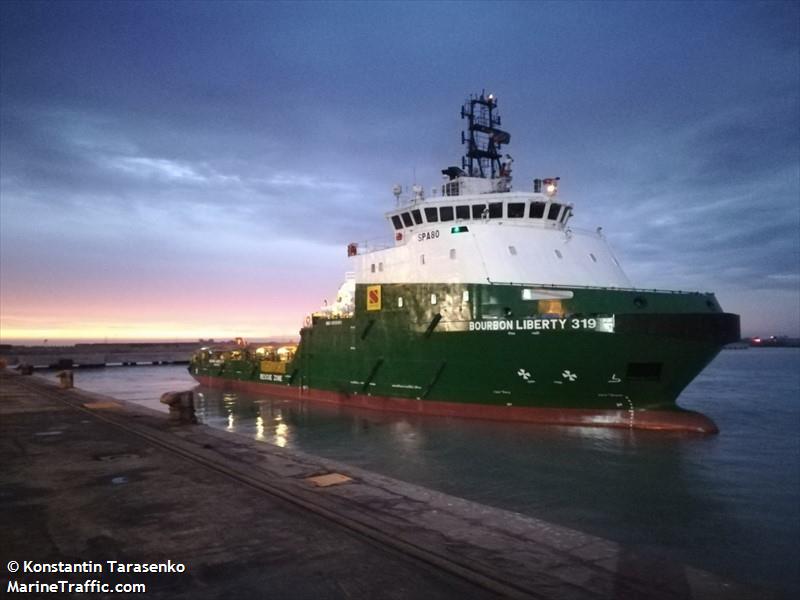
[543, 177, 560, 197]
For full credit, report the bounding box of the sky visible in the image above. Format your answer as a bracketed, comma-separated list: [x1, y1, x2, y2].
[1, 0, 798, 343]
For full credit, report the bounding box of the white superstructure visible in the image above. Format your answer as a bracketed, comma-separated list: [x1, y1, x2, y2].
[346, 92, 631, 290]
[351, 181, 631, 288]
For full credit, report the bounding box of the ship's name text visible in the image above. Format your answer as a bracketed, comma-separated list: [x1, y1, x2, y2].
[469, 318, 604, 332]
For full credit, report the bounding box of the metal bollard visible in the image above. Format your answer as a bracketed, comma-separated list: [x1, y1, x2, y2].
[57, 370, 74, 389]
[159, 391, 197, 425]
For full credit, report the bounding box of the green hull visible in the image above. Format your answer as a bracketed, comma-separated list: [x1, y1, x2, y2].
[191, 283, 740, 431]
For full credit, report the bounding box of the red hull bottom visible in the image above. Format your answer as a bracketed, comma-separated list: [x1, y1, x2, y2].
[191, 375, 718, 434]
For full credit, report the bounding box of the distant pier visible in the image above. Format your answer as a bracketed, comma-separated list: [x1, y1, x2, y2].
[0, 342, 201, 369]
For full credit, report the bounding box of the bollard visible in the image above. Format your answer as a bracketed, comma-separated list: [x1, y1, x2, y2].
[57, 370, 74, 389]
[19, 364, 34, 375]
[159, 391, 197, 425]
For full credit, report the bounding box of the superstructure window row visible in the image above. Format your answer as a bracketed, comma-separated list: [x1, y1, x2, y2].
[391, 201, 569, 229]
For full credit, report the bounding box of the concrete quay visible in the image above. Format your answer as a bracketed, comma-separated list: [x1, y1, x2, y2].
[0, 371, 775, 599]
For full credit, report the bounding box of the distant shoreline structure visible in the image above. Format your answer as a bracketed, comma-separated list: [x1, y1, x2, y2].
[0, 336, 298, 346]
[0, 339, 294, 370]
[747, 335, 800, 348]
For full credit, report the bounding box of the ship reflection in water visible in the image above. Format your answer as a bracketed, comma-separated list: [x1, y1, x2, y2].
[190, 348, 799, 598]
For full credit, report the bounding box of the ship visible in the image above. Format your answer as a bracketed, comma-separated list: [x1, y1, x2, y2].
[190, 92, 740, 433]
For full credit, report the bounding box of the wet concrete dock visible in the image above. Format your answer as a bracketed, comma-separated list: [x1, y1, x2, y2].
[0, 371, 771, 599]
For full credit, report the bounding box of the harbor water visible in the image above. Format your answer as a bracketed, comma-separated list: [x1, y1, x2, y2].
[38, 348, 800, 597]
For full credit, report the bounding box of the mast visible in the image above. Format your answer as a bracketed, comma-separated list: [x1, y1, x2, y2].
[460, 91, 511, 178]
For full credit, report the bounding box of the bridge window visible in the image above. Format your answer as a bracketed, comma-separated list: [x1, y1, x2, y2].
[391, 215, 403, 230]
[411, 209, 423, 225]
[471, 204, 487, 219]
[456, 205, 470, 220]
[547, 203, 562, 220]
[440, 206, 454, 221]
[371, 263, 376, 273]
[530, 202, 546, 218]
[507, 202, 525, 218]
[378, 262, 384, 272]
[425, 207, 439, 222]
[401, 212, 414, 227]
[489, 202, 503, 218]
[560, 207, 572, 223]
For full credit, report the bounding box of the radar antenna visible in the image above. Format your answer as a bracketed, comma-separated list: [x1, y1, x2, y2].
[460, 91, 511, 179]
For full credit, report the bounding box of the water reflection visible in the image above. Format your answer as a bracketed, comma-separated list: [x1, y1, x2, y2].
[275, 422, 288, 448]
[191, 387, 718, 532]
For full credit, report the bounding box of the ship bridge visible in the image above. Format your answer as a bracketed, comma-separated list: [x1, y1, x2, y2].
[349, 186, 631, 289]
